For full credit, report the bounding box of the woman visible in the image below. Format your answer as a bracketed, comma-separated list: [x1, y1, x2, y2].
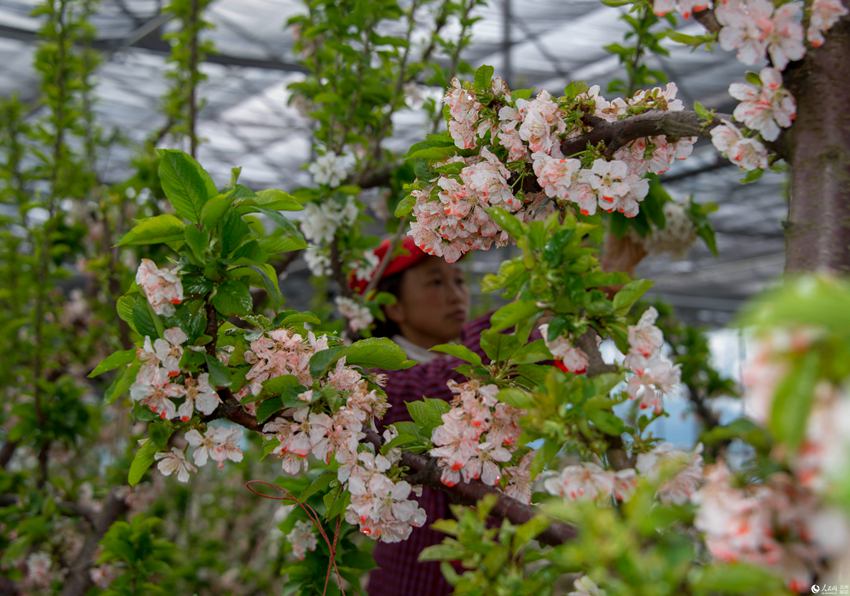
[353, 236, 489, 596]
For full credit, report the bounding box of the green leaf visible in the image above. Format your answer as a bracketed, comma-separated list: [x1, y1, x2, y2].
[497, 387, 535, 408]
[512, 516, 549, 550]
[89, 349, 136, 378]
[485, 207, 525, 239]
[511, 339, 550, 364]
[254, 189, 303, 211]
[184, 225, 208, 262]
[117, 214, 185, 246]
[300, 471, 336, 501]
[587, 409, 625, 436]
[419, 542, 467, 562]
[204, 354, 232, 387]
[691, 562, 788, 594]
[430, 343, 483, 366]
[157, 149, 217, 223]
[394, 194, 416, 217]
[105, 361, 141, 404]
[405, 145, 458, 161]
[128, 439, 158, 487]
[739, 168, 764, 184]
[263, 374, 307, 399]
[256, 396, 284, 424]
[474, 64, 494, 92]
[769, 350, 819, 451]
[480, 329, 520, 363]
[613, 279, 654, 315]
[309, 346, 346, 378]
[211, 279, 252, 317]
[345, 338, 414, 370]
[200, 193, 232, 228]
[490, 300, 539, 332]
[407, 398, 450, 433]
[132, 298, 159, 338]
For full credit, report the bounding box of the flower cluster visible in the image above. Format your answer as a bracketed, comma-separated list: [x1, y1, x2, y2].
[539, 323, 589, 374]
[345, 451, 427, 542]
[409, 148, 514, 263]
[636, 442, 703, 505]
[409, 78, 694, 261]
[335, 296, 374, 333]
[544, 443, 702, 505]
[640, 201, 697, 258]
[429, 380, 522, 487]
[729, 68, 795, 142]
[286, 520, 318, 560]
[130, 325, 221, 421]
[717, 0, 805, 69]
[742, 328, 850, 492]
[135, 258, 183, 316]
[300, 197, 359, 247]
[185, 426, 244, 470]
[695, 463, 848, 592]
[710, 120, 768, 170]
[624, 307, 681, 414]
[307, 150, 356, 187]
[710, 0, 845, 169]
[249, 345, 424, 543]
[652, 0, 708, 19]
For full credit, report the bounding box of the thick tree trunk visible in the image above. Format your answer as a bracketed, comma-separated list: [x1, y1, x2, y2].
[785, 14, 850, 272]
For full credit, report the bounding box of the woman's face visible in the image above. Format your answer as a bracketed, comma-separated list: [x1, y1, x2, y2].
[385, 256, 470, 348]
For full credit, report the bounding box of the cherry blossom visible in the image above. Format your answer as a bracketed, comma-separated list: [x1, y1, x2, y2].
[694, 463, 840, 592]
[138, 327, 187, 378]
[185, 426, 243, 469]
[154, 446, 197, 483]
[516, 89, 566, 155]
[430, 380, 521, 487]
[641, 201, 697, 258]
[636, 443, 703, 504]
[286, 520, 318, 560]
[716, 0, 805, 69]
[89, 564, 119, 589]
[301, 197, 359, 245]
[307, 150, 356, 187]
[579, 159, 649, 217]
[135, 258, 183, 316]
[445, 77, 482, 149]
[568, 575, 605, 596]
[335, 296, 373, 333]
[626, 307, 664, 359]
[531, 152, 581, 203]
[176, 373, 220, 421]
[25, 552, 52, 589]
[729, 68, 796, 142]
[543, 462, 614, 502]
[652, 0, 708, 19]
[503, 452, 534, 504]
[539, 323, 589, 374]
[807, 0, 848, 47]
[709, 120, 768, 170]
[130, 364, 185, 419]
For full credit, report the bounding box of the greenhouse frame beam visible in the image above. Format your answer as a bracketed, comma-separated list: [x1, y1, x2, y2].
[0, 22, 308, 74]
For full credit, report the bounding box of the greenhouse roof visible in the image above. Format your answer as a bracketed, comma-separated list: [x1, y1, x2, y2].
[0, 0, 786, 326]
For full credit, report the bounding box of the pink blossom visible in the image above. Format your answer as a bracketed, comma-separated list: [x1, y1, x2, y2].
[445, 78, 481, 149]
[154, 446, 197, 482]
[627, 307, 664, 358]
[710, 120, 768, 170]
[516, 90, 566, 155]
[653, 0, 708, 19]
[531, 152, 580, 201]
[25, 552, 52, 589]
[185, 426, 243, 469]
[504, 452, 534, 504]
[807, 0, 848, 47]
[138, 327, 187, 378]
[625, 355, 679, 414]
[130, 364, 185, 420]
[286, 520, 318, 559]
[729, 67, 795, 141]
[135, 258, 183, 316]
[539, 323, 589, 374]
[176, 373, 220, 421]
[544, 462, 614, 502]
[636, 443, 703, 504]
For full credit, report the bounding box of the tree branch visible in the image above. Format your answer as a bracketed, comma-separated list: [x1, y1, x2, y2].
[61, 490, 130, 596]
[693, 8, 721, 34]
[561, 109, 728, 158]
[208, 395, 576, 546]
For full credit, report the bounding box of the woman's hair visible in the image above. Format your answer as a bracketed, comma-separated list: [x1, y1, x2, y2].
[372, 270, 405, 338]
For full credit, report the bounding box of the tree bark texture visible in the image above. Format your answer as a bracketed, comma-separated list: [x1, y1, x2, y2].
[785, 13, 850, 272]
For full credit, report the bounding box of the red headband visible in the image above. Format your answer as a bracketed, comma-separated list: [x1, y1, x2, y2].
[350, 236, 429, 294]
